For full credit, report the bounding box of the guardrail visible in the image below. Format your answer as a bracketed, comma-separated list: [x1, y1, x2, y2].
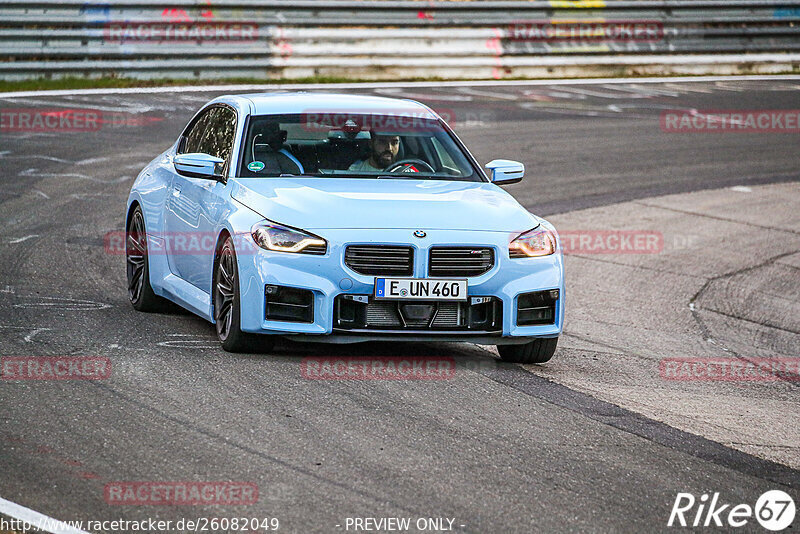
[1, 0, 799, 80]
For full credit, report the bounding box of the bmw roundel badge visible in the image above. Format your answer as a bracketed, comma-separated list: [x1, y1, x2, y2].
[413, 230, 427, 238]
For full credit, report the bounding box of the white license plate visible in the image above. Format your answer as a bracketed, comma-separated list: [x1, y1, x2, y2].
[374, 278, 467, 301]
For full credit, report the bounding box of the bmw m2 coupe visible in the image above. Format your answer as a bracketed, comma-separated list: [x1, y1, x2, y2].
[126, 93, 563, 363]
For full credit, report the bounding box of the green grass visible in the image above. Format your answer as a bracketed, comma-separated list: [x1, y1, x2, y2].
[1, 69, 798, 93]
[0, 76, 415, 93]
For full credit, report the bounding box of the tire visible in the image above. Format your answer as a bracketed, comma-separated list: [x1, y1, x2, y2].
[126, 206, 169, 312]
[497, 337, 558, 364]
[213, 236, 275, 353]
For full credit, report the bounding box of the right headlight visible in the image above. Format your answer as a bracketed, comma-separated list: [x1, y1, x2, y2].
[251, 220, 327, 255]
[509, 226, 557, 258]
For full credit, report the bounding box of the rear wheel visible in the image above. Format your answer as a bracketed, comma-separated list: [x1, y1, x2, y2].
[214, 236, 275, 353]
[126, 206, 168, 312]
[497, 337, 558, 364]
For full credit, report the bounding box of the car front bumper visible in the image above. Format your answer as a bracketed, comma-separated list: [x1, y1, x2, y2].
[235, 227, 564, 345]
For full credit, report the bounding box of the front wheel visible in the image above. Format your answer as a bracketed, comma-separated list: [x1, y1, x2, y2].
[213, 236, 275, 353]
[497, 337, 558, 364]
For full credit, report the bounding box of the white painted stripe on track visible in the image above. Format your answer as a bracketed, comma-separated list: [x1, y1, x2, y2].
[0, 496, 91, 534]
[0, 74, 799, 99]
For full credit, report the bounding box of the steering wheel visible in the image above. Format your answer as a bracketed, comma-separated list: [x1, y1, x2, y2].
[385, 158, 435, 174]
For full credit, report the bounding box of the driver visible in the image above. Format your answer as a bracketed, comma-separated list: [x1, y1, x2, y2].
[348, 133, 400, 172]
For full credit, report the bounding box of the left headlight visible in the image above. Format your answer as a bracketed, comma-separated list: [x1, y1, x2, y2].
[509, 226, 557, 258]
[251, 220, 327, 255]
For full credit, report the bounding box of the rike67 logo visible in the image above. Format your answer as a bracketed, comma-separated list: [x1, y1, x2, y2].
[669, 490, 795, 531]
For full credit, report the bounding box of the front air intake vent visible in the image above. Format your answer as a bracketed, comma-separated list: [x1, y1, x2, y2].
[516, 289, 558, 326]
[265, 285, 314, 323]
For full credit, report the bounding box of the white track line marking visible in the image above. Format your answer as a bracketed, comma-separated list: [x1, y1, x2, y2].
[17, 168, 130, 184]
[548, 86, 638, 99]
[2, 155, 73, 163]
[167, 333, 217, 337]
[13, 296, 111, 311]
[159, 333, 218, 348]
[24, 328, 52, 343]
[157, 340, 219, 349]
[0, 75, 799, 99]
[456, 87, 520, 100]
[75, 156, 111, 166]
[0, 496, 90, 534]
[374, 87, 473, 101]
[8, 235, 39, 244]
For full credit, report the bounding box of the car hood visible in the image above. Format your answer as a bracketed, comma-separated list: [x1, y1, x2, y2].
[230, 177, 539, 232]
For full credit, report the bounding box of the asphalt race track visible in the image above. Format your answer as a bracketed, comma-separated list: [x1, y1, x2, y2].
[0, 78, 798, 533]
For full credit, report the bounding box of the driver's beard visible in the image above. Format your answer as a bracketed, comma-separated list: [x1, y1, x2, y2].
[378, 152, 394, 166]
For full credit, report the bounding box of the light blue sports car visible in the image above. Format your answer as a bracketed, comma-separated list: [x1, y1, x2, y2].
[126, 93, 564, 363]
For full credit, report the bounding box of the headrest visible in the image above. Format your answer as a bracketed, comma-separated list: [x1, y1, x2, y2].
[252, 122, 287, 150]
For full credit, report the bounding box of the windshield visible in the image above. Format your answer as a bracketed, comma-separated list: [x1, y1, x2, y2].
[237, 113, 483, 181]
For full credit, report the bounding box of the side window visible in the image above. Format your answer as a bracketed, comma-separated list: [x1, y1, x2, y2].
[180, 106, 237, 163]
[204, 107, 237, 165]
[181, 109, 212, 154]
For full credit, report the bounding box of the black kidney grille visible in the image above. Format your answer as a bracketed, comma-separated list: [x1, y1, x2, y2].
[344, 245, 414, 276]
[428, 247, 494, 277]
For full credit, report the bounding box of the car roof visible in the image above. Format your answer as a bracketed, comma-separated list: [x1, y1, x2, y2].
[216, 92, 438, 118]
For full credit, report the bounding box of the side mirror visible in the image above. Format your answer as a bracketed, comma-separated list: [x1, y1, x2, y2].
[174, 153, 225, 180]
[485, 159, 524, 185]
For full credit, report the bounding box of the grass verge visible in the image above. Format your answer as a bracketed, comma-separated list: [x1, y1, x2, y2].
[0, 76, 424, 93]
[2, 70, 799, 93]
